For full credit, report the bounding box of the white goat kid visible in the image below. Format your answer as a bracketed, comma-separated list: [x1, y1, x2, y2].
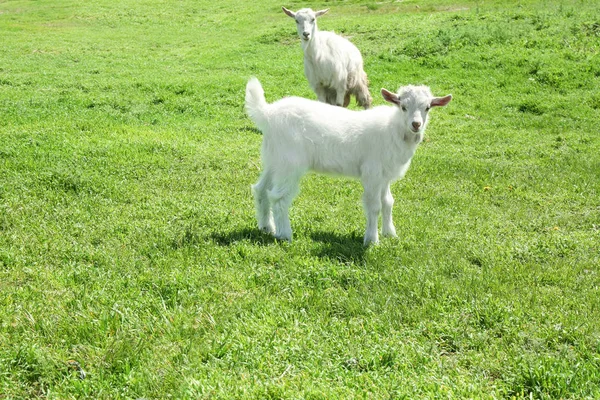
[282, 6, 372, 109]
[245, 78, 452, 245]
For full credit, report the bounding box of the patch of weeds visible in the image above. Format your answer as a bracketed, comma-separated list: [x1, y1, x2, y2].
[534, 68, 565, 87]
[0, 147, 15, 158]
[342, 349, 398, 372]
[257, 28, 296, 45]
[437, 334, 460, 355]
[509, 12, 529, 21]
[518, 100, 545, 115]
[402, 30, 450, 59]
[417, 56, 449, 69]
[41, 171, 91, 195]
[7, 344, 57, 394]
[171, 225, 201, 249]
[531, 14, 550, 31]
[512, 235, 578, 263]
[110, 101, 130, 113]
[581, 21, 600, 37]
[472, 302, 508, 331]
[468, 255, 484, 268]
[584, 59, 600, 77]
[506, 356, 581, 399]
[589, 94, 600, 110]
[151, 96, 166, 105]
[528, 60, 568, 88]
[103, 336, 146, 376]
[168, 85, 193, 96]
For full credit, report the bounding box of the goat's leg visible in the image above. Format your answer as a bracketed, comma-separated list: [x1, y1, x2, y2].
[381, 183, 397, 238]
[335, 88, 347, 108]
[325, 88, 337, 105]
[343, 93, 351, 108]
[361, 179, 383, 245]
[251, 170, 275, 234]
[314, 85, 328, 104]
[268, 173, 301, 242]
[355, 84, 373, 109]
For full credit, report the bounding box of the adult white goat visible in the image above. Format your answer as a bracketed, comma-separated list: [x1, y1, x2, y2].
[282, 6, 372, 109]
[245, 77, 452, 245]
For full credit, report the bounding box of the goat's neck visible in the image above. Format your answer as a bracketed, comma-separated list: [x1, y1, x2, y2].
[301, 29, 321, 55]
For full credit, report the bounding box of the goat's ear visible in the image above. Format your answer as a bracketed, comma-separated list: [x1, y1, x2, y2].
[315, 9, 329, 17]
[430, 95, 452, 107]
[282, 6, 296, 18]
[381, 88, 400, 105]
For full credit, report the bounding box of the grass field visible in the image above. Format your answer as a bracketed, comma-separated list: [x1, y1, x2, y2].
[1, 0, 599, 398]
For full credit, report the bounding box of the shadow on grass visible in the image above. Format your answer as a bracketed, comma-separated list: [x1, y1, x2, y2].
[210, 227, 276, 246]
[210, 227, 367, 262]
[310, 231, 367, 262]
[239, 125, 262, 135]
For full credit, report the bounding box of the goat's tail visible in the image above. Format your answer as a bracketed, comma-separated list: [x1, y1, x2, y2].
[347, 71, 372, 109]
[245, 77, 269, 129]
[355, 72, 373, 109]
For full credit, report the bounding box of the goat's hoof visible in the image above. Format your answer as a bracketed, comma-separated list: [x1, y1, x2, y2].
[259, 225, 275, 235]
[274, 231, 292, 242]
[363, 236, 379, 246]
[275, 235, 292, 243]
[382, 230, 398, 238]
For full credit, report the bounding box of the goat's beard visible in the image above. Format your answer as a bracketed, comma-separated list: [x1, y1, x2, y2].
[404, 131, 423, 144]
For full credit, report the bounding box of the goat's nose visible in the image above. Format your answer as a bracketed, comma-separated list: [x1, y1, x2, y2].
[412, 121, 422, 130]
[303, 32, 310, 38]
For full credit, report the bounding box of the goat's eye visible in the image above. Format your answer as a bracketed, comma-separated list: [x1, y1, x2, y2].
[425, 107, 431, 112]
[401, 106, 407, 112]
[311, 18, 315, 22]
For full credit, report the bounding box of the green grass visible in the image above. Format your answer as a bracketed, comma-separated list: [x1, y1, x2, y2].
[1, 0, 599, 398]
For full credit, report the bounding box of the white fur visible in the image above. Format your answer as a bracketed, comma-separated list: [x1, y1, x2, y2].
[282, 7, 372, 109]
[245, 78, 452, 245]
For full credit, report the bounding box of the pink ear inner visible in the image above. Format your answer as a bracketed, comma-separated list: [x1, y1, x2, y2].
[282, 6, 296, 18]
[430, 95, 452, 107]
[381, 89, 400, 105]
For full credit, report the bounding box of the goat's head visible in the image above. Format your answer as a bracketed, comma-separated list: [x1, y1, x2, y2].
[282, 7, 329, 43]
[382, 85, 452, 137]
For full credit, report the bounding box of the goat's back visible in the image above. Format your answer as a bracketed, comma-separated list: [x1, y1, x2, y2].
[305, 32, 364, 76]
[260, 97, 398, 177]
[317, 31, 362, 59]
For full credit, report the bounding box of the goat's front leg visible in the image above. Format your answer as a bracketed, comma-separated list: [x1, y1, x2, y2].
[361, 179, 384, 246]
[335, 90, 347, 108]
[343, 93, 351, 108]
[314, 85, 328, 104]
[381, 183, 397, 238]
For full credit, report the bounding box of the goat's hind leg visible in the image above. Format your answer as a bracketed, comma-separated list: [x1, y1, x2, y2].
[252, 170, 275, 235]
[268, 172, 302, 242]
